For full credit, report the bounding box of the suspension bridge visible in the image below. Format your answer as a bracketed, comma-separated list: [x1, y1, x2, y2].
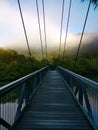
[0, 67, 98, 130]
[0, 0, 98, 130]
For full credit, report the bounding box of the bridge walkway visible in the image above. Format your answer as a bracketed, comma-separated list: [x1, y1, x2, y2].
[13, 70, 94, 130]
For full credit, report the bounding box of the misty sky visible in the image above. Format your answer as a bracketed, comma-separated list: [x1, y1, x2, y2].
[0, 0, 98, 50]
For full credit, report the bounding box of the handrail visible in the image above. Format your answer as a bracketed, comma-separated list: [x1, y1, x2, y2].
[0, 66, 49, 129]
[56, 66, 98, 130]
[57, 66, 98, 90]
[0, 66, 49, 97]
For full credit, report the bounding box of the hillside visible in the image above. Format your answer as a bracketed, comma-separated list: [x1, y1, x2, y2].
[2, 32, 98, 58]
[0, 48, 98, 87]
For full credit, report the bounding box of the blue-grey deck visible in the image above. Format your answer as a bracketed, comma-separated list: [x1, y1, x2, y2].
[13, 71, 94, 130]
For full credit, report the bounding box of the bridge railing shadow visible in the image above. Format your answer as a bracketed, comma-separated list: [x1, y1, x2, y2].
[56, 66, 98, 130]
[0, 66, 49, 130]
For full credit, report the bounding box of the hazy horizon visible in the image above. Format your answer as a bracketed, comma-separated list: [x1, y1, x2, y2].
[0, 32, 98, 59]
[0, 0, 98, 57]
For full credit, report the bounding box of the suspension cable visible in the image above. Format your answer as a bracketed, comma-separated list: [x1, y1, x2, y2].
[59, 0, 65, 57]
[42, 0, 47, 59]
[36, 0, 44, 59]
[17, 0, 32, 62]
[74, 0, 91, 70]
[63, 0, 72, 58]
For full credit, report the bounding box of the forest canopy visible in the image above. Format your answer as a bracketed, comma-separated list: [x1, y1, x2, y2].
[0, 48, 98, 86]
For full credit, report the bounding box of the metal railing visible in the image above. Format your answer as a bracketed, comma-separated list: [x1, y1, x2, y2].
[0, 66, 49, 130]
[56, 66, 98, 130]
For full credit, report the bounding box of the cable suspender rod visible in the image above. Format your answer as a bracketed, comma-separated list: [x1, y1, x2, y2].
[36, 0, 44, 59]
[17, 0, 32, 62]
[42, 0, 47, 59]
[74, 0, 91, 70]
[59, 0, 65, 57]
[63, 0, 72, 58]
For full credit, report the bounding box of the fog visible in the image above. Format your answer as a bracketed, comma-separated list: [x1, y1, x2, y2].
[2, 32, 98, 57]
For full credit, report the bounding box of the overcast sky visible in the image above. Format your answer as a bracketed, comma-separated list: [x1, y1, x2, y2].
[0, 0, 98, 50]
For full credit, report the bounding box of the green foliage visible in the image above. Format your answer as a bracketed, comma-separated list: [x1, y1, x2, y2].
[48, 56, 98, 81]
[75, 57, 98, 79]
[48, 56, 74, 70]
[0, 49, 44, 86]
[0, 49, 98, 86]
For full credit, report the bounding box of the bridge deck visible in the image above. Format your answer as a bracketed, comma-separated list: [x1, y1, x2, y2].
[13, 70, 94, 130]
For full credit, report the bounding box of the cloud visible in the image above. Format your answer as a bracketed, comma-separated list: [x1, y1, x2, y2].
[65, 32, 98, 56]
[0, 0, 61, 49]
[0, 0, 23, 45]
[0, 0, 98, 56]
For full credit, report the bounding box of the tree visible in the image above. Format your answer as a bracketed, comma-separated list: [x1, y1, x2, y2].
[82, 0, 98, 9]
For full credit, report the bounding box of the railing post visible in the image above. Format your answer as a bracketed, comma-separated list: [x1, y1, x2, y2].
[24, 81, 29, 105]
[28, 79, 34, 98]
[37, 73, 40, 85]
[39, 71, 42, 81]
[74, 85, 79, 96]
[66, 74, 70, 85]
[69, 76, 74, 90]
[82, 84, 93, 119]
[33, 75, 38, 94]
[14, 83, 26, 121]
[78, 82, 83, 105]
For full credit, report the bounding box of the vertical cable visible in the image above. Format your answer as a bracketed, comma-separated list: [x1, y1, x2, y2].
[74, 0, 91, 71]
[59, 0, 65, 57]
[17, 0, 32, 63]
[42, 0, 47, 59]
[63, 0, 72, 58]
[36, 0, 44, 59]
